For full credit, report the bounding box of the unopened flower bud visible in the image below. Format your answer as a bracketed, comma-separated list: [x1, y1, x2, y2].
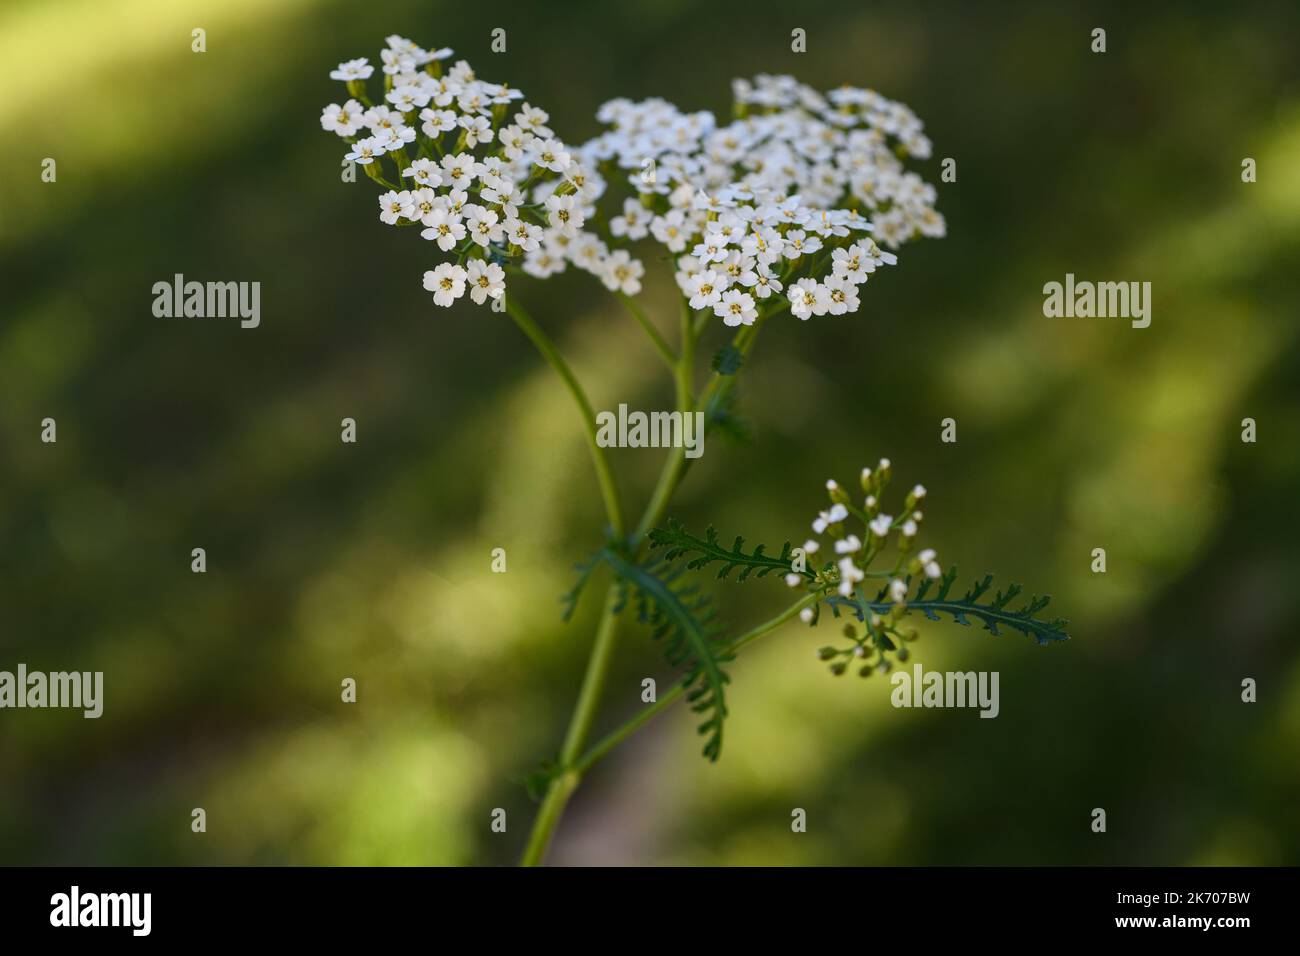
[826, 479, 851, 505]
[905, 484, 926, 510]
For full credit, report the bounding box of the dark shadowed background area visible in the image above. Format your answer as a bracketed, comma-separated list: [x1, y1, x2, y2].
[2, 0, 1298, 865]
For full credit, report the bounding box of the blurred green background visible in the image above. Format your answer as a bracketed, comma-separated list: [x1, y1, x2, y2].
[2, 0, 1298, 866]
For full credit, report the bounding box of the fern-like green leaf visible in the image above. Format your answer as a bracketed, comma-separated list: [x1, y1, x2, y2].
[702, 382, 753, 443]
[711, 345, 744, 375]
[598, 548, 733, 761]
[829, 566, 1070, 646]
[648, 519, 809, 583]
[521, 759, 561, 802]
[560, 550, 603, 622]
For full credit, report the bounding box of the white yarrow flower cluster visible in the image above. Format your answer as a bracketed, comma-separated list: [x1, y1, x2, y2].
[321, 36, 641, 308]
[323, 45, 941, 319]
[576, 75, 942, 325]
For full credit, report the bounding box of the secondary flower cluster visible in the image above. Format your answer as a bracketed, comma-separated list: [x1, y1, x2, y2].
[578, 79, 942, 324]
[790, 459, 943, 676]
[789, 458, 941, 608]
[321, 39, 943, 318]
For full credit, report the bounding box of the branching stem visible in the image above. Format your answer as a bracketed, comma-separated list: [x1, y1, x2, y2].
[616, 292, 677, 372]
[572, 591, 822, 776]
[504, 295, 625, 539]
[517, 293, 792, 865]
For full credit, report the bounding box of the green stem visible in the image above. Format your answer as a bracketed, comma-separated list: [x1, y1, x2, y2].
[691, 306, 711, 341]
[630, 305, 774, 547]
[558, 586, 624, 762]
[701, 304, 781, 411]
[519, 584, 622, 866]
[623, 302, 699, 548]
[677, 299, 695, 408]
[572, 591, 822, 776]
[504, 292, 631, 866]
[519, 769, 579, 866]
[520, 295, 698, 866]
[518, 296, 783, 864]
[616, 292, 677, 372]
[631, 438, 691, 548]
[504, 295, 625, 539]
